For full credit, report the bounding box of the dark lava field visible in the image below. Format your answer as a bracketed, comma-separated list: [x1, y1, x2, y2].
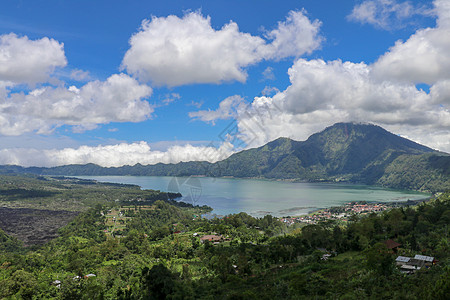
[0, 207, 79, 246]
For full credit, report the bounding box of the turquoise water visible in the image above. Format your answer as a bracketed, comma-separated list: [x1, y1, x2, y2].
[78, 176, 430, 217]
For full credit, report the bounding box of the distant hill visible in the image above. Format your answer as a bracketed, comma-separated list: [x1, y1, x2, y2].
[1, 122, 449, 192]
[205, 122, 449, 192]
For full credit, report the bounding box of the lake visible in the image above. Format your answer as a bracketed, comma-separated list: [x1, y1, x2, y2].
[77, 176, 430, 217]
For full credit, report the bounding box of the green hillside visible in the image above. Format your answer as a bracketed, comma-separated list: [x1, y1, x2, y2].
[212, 123, 449, 192]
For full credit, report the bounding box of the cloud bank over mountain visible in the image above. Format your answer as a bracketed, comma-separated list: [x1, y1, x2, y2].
[0, 141, 234, 167]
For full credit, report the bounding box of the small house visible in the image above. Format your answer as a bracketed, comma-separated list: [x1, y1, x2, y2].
[414, 255, 435, 267]
[395, 256, 410, 266]
[384, 239, 401, 252]
[200, 234, 223, 243]
[399, 264, 421, 274]
[395, 254, 436, 273]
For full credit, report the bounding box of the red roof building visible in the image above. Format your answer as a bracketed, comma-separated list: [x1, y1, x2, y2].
[200, 235, 223, 243]
[384, 239, 401, 251]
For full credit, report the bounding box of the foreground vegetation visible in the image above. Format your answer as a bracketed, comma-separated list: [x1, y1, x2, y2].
[0, 175, 448, 298]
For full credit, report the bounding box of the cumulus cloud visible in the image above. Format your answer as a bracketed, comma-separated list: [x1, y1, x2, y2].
[348, 0, 431, 30]
[189, 95, 247, 124]
[0, 33, 67, 85]
[0, 141, 235, 167]
[249, 59, 446, 139]
[122, 12, 264, 86]
[372, 0, 450, 84]
[0, 33, 155, 136]
[430, 80, 450, 104]
[122, 10, 322, 87]
[264, 9, 323, 59]
[0, 73, 153, 135]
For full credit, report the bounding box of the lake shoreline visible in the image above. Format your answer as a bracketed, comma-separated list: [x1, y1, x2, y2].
[74, 175, 431, 218]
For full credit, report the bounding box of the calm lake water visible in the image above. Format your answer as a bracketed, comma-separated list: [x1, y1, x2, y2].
[78, 176, 430, 217]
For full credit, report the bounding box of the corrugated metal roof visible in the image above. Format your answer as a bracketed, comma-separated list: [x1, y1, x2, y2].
[400, 265, 420, 270]
[414, 255, 434, 262]
[396, 256, 410, 262]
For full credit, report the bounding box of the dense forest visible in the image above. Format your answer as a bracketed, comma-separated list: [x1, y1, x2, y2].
[2, 123, 449, 193]
[0, 184, 448, 299]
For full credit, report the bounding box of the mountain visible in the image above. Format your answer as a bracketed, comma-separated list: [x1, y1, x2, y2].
[1, 122, 449, 192]
[215, 123, 435, 178]
[207, 123, 449, 191]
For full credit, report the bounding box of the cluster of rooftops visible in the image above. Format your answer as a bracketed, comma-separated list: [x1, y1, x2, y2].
[395, 255, 436, 274]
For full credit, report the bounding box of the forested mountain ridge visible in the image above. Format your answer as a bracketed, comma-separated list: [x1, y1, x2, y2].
[212, 122, 439, 180]
[1, 123, 449, 192]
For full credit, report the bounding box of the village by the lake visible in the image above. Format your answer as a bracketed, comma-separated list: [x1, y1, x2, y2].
[279, 200, 428, 226]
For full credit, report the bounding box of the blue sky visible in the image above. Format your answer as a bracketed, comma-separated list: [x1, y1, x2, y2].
[0, 0, 449, 167]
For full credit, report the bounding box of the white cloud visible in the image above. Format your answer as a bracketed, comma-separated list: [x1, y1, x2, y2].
[262, 67, 275, 80]
[122, 12, 265, 86]
[0, 32, 155, 136]
[162, 93, 181, 105]
[0, 33, 67, 85]
[70, 69, 91, 81]
[430, 80, 450, 104]
[122, 10, 322, 87]
[372, 0, 450, 85]
[261, 86, 280, 96]
[0, 73, 153, 135]
[264, 9, 323, 59]
[348, 0, 431, 30]
[435, 0, 450, 28]
[189, 95, 246, 125]
[0, 141, 235, 167]
[188, 100, 204, 109]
